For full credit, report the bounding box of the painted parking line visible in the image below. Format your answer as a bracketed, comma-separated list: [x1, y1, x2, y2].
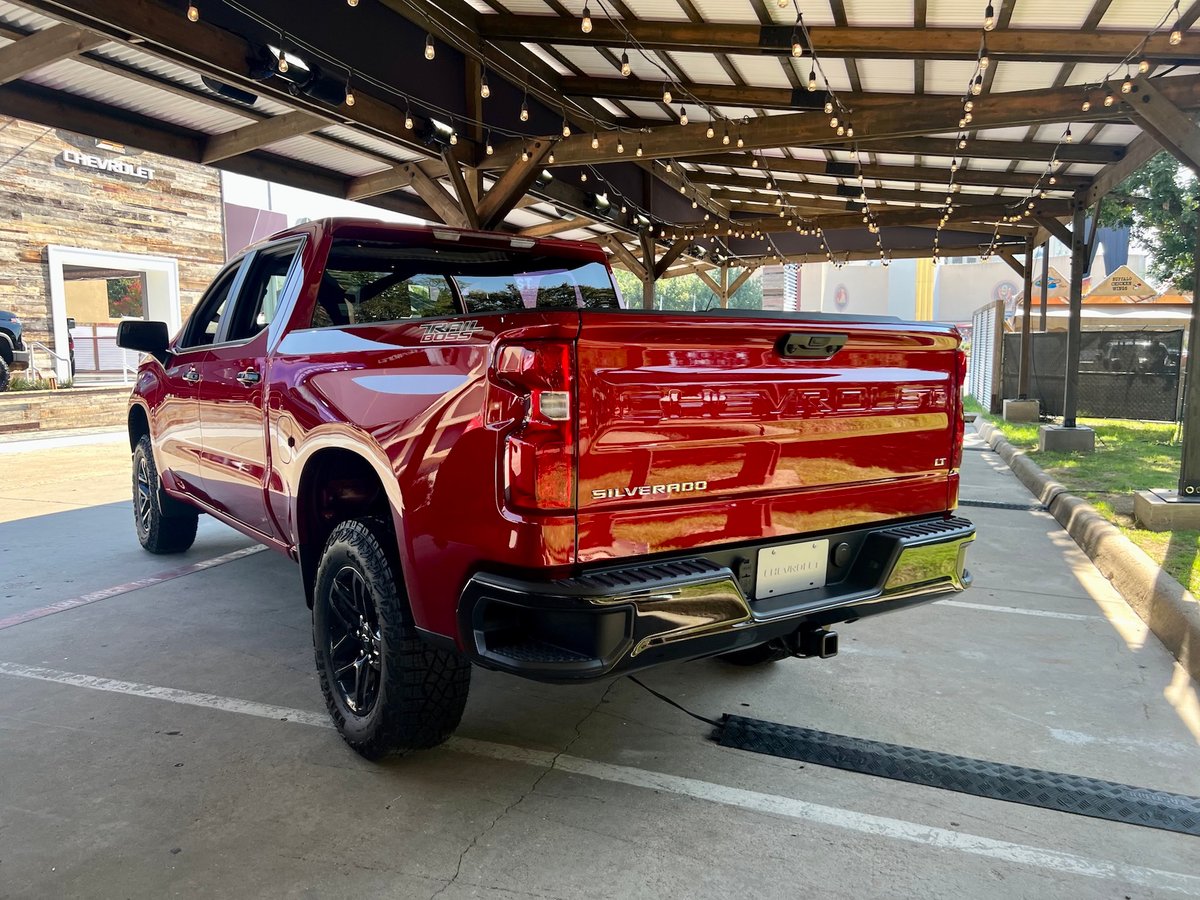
[0, 660, 1196, 896]
[0, 545, 267, 632]
[933, 598, 1104, 621]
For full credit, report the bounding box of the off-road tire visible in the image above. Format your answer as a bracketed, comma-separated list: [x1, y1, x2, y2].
[313, 518, 471, 760]
[0, 357, 9, 392]
[718, 641, 790, 666]
[132, 434, 198, 553]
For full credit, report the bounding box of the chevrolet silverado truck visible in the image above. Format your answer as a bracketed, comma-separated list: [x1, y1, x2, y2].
[117, 218, 974, 759]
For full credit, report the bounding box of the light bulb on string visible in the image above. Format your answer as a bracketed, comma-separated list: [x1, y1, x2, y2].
[581, 3, 592, 33]
[424, 33, 435, 61]
[404, 106, 413, 130]
[591, 132, 599, 149]
[480, 73, 490, 99]
[1081, 98, 1091, 112]
[616, 135, 625, 154]
[344, 77, 356, 107]
[808, 70, 817, 91]
[449, 131, 458, 146]
[485, 133, 494, 156]
[276, 36, 289, 73]
[984, 3, 996, 31]
[520, 100, 529, 122]
[706, 124, 715, 139]
[1138, 58, 1151, 74]
[823, 100, 833, 114]
[679, 106, 688, 125]
[187, 3, 199, 22]
[562, 119, 571, 138]
[547, 150, 554, 163]
[662, 85, 673, 104]
[620, 50, 631, 77]
[636, 143, 644, 157]
[1103, 87, 1115, 106]
[1121, 70, 1133, 93]
[971, 74, 983, 95]
[791, 27, 803, 58]
[521, 147, 530, 162]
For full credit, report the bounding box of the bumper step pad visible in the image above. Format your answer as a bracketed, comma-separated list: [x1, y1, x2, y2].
[716, 714, 1200, 836]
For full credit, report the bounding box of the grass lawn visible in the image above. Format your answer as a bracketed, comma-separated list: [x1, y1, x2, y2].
[965, 397, 1200, 596]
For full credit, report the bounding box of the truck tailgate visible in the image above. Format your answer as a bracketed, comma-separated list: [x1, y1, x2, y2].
[574, 313, 962, 564]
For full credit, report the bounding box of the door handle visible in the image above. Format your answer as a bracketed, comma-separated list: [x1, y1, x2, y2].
[182, 368, 200, 383]
[236, 369, 261, 386]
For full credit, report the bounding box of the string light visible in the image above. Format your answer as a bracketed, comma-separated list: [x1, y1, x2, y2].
[616, 135, 625, 154]
[706, 124, 715, 139]
[808, 70, 818, 91]
[449, 131, 458, 145]
[347, 0, 358, 5]
[823, 101, 833, 114]
[983, 3, 996, 31]
[591, 132, 599, 149]
[662, 85, 673, 104]
[276, 43, 289, 73]
[636, 142, 644, 156]
[1081, 97, 1091, 111]
[186, 3, 199, 21]
[1170, 0, 1183, 43]
[344, 75, 356, 107]
[520, 100, 529, 122]
[485, 132, 494, 155]
[404, 105, 413, 130]
[1121, 70, 1133, 92]
[562, 118, 571, 138]
[1139, 57, 1151, 73]
[581, 2, 593, 33]
[621, 50, 631, 77]
[480, 72, 490, 99]
[791, 25, 804, 58]
[971, 74, 983, 95]
[424, 33, 435, 60]
[679, 106, 688, 125]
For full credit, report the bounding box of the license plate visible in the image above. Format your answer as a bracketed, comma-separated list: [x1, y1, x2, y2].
[756, 539, 829, 597]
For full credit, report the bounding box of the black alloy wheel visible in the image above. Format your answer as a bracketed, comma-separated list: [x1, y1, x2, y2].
[325, 565, 383, 716]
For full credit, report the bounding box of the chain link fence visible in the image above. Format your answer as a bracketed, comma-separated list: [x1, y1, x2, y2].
[1001, 329, 1183, 421]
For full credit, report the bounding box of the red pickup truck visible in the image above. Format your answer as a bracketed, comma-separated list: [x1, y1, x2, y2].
[118, 218, 974, 759]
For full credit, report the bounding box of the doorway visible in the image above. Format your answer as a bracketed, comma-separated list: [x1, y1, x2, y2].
[47, 246, 181, 384]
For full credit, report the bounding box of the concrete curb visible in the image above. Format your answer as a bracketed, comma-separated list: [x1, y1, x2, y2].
[976, 420, 1200, 683]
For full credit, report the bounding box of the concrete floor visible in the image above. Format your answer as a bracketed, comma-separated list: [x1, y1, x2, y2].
[1, 427, 1198, 899]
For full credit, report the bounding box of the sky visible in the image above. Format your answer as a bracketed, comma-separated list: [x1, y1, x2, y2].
[220, 170, 423, 227]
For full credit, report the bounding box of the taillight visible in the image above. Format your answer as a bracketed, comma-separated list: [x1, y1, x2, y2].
[493, 341, 575, 512]
[951, 348, 967, 469]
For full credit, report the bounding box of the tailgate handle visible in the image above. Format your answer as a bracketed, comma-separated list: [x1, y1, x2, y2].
[779, 333, 847, 359]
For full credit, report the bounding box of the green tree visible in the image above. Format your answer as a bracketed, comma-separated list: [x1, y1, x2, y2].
[611, 266, 763, 310]
[1099, 151, 1198, 292]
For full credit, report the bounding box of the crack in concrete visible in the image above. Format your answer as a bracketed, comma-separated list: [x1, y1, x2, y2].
[426, 680, 618, 900]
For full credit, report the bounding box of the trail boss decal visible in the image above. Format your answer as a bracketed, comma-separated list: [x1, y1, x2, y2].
[420, 320, 485, 343]
[592, 481, 708, 500]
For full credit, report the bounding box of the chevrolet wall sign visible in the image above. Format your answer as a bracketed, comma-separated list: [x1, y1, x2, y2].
[59, 149, 154, 181]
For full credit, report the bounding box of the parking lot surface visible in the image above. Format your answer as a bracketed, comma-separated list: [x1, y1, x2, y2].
[1, 426, 1198, 898]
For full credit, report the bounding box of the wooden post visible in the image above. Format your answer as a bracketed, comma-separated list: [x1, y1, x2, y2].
[1039, 239, 1049, 332]
[720, 265, 729, 309]
[1062, 202, 1087, 428]
[1018, 237, 1034, 399]
[1178, 223, 1200, 496]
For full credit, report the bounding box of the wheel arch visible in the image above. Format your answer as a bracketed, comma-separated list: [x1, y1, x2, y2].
[293, 443, 404, 609]
[128, 402, 151, 450]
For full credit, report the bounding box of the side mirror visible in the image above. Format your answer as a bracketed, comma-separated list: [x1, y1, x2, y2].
[117, 320, 170, 363]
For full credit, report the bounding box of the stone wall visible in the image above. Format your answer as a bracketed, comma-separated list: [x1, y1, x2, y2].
[0, 118, 225, 353]
[0, 386, 130, 435]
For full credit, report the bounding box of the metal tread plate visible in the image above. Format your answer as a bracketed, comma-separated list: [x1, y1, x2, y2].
[716, 715, 1200, 836]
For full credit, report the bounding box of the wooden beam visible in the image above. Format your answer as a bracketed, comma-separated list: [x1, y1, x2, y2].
[201, 110, 328, 164]
[597, 235, 646, 279]
[696, 269, 723, 295]
[1081, 132, 1162, 207]
[654, 239, 690, 278]
[849, 137, 1124, 164]
[441, 150, 480, 229]
[407, 163, 470, 228]
[1124, 75, 1200, 174]
[998, 249, 1026, 279]
[479, 16, 1200, 63]
[728, 266, 757, 296]
[688, 159, 1090, 191]
[0, 23, 105, 86]
[518, 216, 594, 238]
[476, 139, 553, 228]
[485, 78, 1199, 170]
[1035, 215, 1074, 247]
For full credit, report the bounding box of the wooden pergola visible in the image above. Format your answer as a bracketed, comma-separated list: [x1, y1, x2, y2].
[0, 0, 1195, 299]
[1, 0, 1199, 455]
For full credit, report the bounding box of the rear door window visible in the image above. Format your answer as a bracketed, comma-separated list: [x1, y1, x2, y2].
[223, 240, 303, 343]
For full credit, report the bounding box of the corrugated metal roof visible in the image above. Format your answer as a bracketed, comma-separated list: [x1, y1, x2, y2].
[926, 0, 993, 27]
[1009, 0, 1093, 29]
[684, 0, 760, 25]
[266, 135, 386, 177]
[620, 0, 691, 21]
[729, 55, 794, 90]
[27, 57, 255, 134]
[856, 59, 915, 93]
[0, 1, 60, 31]
[844, 0, 915, 27]
[989, 61, 1064, 93]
